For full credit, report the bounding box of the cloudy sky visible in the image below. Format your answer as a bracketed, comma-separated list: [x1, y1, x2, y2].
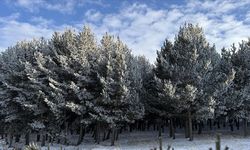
[1, 0, 250, 62]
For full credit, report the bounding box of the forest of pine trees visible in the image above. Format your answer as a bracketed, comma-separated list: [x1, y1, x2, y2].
[0, 23, 250, 147]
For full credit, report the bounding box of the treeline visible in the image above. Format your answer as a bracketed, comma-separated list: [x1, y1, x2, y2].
[0, 24, 249, 147]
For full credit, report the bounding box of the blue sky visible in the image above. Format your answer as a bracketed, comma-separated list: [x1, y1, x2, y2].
[1, 0, 250, 62]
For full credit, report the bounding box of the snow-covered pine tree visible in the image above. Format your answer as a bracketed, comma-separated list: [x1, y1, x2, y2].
[131, 56, 151, 130]
[0, 40, 51, 146]
[98, 34, 144, 145]
[154, 23, 220, 140]
[31, 28, 96, 145]
[75, 26, 104, 144]
[215, 40, 250, 134]
[202, 47, 235, 131]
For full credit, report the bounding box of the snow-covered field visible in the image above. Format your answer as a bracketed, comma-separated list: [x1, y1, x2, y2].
[1, 130, 250, 150]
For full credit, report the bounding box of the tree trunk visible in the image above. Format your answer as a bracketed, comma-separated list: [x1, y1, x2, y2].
[198, 122, 202, 134]
[236, 118, 240, 130]
[169, 118, 173, 138]
[159, 136, 163, 150]
[15, 134, 20, 142]
[147, 121, 150, 131]
[106, 129, 111, 140]
[229, 120, 234, 131]
[115, 129, 119, 141]
[158, 119, 162, 150]
[77, 125, 84, 145]
[194, 122, 198, 131]
[111, 128, 115, 146]
[158, 120, 162, 137]
[129, 124, 133, 132]
[49, 136, 52, 143]
[209, 119, 212, 130]
[64, 121, 68, 145]
[173, 118, 176, 139]
[96, 122, 101, 144]
[185, 119, 189, 138]
[57, 138, 60, 144]
[244, 118, 247, 137]
[188, 110, 193, 141]
[216, 134, 221, 150]
[25, 131, 30, 145]
[5, 133, 8, 145]
[37, 134, 40, 142]
[41, 134, 46, 147]
[103, 130, 106, 141]
[217, 119, 220, 129]
[8, 133, 13, 147]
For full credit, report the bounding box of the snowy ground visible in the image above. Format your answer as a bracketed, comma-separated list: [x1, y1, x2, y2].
[1, 129, 250, 150]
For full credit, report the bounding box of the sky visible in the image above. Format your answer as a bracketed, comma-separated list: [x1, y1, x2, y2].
[0, 0, 250, 62]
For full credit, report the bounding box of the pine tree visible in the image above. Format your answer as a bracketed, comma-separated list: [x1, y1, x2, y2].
[0, 40, 52, 146]
[154, 23, 220, 140]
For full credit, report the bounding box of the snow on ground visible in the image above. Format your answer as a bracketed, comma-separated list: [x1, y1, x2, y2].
[1, 129, 250, 150]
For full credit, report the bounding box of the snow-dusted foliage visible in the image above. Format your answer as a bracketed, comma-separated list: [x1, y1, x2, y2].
[216, 40, 250, 121]
[0, 26, 147, 144]
[1, 23, 250, 146]
[154, 24, 220, 120]
[93, 34, 144, 128]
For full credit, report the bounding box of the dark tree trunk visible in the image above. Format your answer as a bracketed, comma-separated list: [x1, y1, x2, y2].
[142, 121, 146, 131]
[15, 134, 20, 142]
[188, 110, 193, 141]
[106, 129, 111, 140]
[217, 119, 220, 129]
[159, 135, 163, 150]
[64, 122, 68, 145]
[129, 124, 133, 132]
[229, 120, 234, 131]
[157, 119, 163, 150]
[111, 128, 115, 146]
[158, 120, 162, 137]
[173, 118, 176, 139]
[198, 122, 202, 134]
[185, 119, 189, 138]
[209, 119, 212, 130]
[115, 129, 119, 141]
[49, 136, 52, 143]
[96, 122, 101, 144]
[169, 118, 173, 138]
[41, 134, 46, 147]
[37, 134, 40, 142]
[236, 119, 240, 130]
[5, 133, 8, 145]
[147, 121, 150, 131]
[8, 133, 13, 147]
[103, 130, 106, 141]
[77, 125, 84, 145]
[244, 119, 247, 137]
[25, 131, 30, 145]
[194, 121, 198, 131]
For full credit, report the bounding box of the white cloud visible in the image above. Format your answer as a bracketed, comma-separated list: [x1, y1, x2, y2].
[31, 16, 54, 27]
[84, 1, 250, 62]
[7, 0, 107, 14]
[85, 10, 103, 22]
[1, 0, 250, 63]
[245, 11, 250, 22]
[0, 14, 70, 52]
